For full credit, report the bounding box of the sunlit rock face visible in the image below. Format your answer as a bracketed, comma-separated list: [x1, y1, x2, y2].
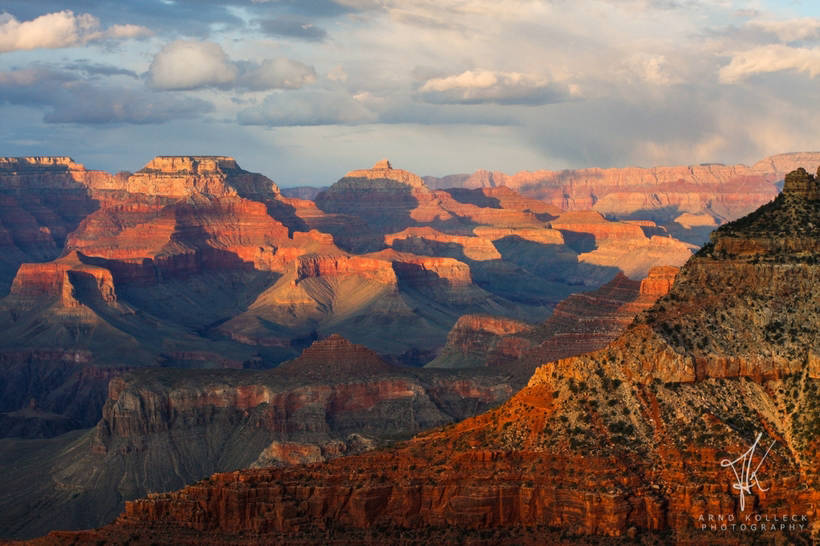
[0, 156, 108, 294]
[426, 152, 820, 246]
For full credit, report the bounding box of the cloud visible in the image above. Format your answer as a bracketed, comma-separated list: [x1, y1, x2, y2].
[236, 86, 515, 127]
[327, 65, 348, 82]
[64, 61, 139, 79]
[148, 40, 317, 92]
[0, 67, 211, 124]
[0, 10, 151, 53]
[237, 90, 376, 126]
[417, 70, 576, 105]
[258, 17, 327, 41]
[148, 40, 239, 90]
[239, 58, 317, 90]
[719, 44, 820, 83]
[103, 23, 153, 40]
[624, 54, 680, 86]
[746, 17, 820, 43]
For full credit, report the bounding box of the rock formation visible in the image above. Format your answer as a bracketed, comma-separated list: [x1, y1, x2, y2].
[425, 151, 820, 245]
[68, 167, 819, 544]
[0, 335, 517, 539]
[126, 156, 280, 199]
[0, 156, 334, 440]
[428, 266, 678, 372]
[0, 157, 104, 294]
[425, 314, 535, 369]
[550, 210, 695, 278]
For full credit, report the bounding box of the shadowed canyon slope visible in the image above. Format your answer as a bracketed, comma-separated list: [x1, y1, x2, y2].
[67, 167, 820, 544]
[0, 335, 517, 539]
[427, 266, 678, 374]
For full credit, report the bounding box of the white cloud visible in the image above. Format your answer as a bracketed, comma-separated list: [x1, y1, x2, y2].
[327, 65, 348, 82]
[418, 70, 575, 105]
[148, 40, 239, 90]
[148, 40, 317, 92]
[746, 17, 820, 43]
[719, 44, 820, 83]
[0, 10, 150, 53]
[240, 58, 316, 91]
[626, 54, 680, 86]
[104, 24, 153, 40]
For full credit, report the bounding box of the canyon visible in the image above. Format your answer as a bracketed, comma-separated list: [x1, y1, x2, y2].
[0, 155, 816, 543]
[0, 155, 700, 441]
[51, 166, 819, 544]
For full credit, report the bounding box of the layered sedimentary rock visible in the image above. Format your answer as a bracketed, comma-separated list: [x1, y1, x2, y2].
[76, 168, 819, 544]
[0, 352, 123, 438]
[293, 254, 396, 284]
[62, 163, 306, 283]
[425, 315, 534, 369]
[125, 156, 280, 199]
[0, 157, 105, 294]
[314, 160, 456, 252]
[210, 160, 693, 360]
[385, 227, 502, 261]
[1, 335, 516, 539]
[10, 251, 117, 305]
[428, 266, 677, 371]
[550, 210, 695, 278]
[218, 247, 490, 354]
[426, 152, 820, 244]
[0, 157, 322, 439]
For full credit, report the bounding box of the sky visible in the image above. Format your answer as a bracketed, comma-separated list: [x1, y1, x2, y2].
[0, 1, 818, 186]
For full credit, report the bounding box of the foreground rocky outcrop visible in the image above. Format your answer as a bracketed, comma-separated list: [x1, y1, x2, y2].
[62, 167, 819, 544]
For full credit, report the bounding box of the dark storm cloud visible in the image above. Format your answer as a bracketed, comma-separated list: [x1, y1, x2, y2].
[257, 17, 328, 42]
[0, 67, 211, 124]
